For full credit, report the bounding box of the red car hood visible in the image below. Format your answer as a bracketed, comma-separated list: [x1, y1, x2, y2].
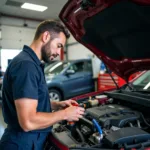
[59, 0, 150, 81]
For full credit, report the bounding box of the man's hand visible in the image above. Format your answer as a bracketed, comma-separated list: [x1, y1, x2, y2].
[58, 99, 78, 108]
[64, 105, 85, 121]
[51, 99, 78, 110]
[51, 99, 85, 121]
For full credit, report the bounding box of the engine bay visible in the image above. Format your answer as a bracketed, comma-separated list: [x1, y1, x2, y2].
[46, 90, 150, 150]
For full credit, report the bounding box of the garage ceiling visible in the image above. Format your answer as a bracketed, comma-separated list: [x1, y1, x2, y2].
[0, 0, 68, 20]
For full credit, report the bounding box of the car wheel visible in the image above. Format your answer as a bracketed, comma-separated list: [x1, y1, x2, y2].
[49, 89, 62, 102]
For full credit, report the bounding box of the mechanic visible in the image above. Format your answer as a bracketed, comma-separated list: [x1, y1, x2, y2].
[0, 20, 85, 150]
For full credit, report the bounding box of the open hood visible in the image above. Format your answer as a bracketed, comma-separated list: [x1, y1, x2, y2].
[59, 0, 150, 81]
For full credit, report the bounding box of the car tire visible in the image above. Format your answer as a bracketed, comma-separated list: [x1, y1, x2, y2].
[49, 89, 62, 102]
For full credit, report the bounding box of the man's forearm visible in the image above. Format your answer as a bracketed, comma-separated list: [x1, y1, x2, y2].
[22, 109, 66, 132]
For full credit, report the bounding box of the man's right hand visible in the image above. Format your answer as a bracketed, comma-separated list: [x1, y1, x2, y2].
[63, 105, 85, 121]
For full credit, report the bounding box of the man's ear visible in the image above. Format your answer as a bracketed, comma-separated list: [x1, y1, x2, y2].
[42, 31, 50, 43]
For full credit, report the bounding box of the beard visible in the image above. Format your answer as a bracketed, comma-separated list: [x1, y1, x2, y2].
[41, 40, 54, 63]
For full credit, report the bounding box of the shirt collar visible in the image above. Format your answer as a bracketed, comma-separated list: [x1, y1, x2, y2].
[23, 45, 42, 66]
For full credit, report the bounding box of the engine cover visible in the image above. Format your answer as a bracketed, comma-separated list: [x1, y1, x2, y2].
[105, 127, 150, 148]
[86, 104, 140, 127]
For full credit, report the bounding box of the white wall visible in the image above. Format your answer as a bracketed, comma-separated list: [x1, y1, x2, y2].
[0, 16, 40, 66]
[0, 16, 39, 49]
[67, 35, 93, 60]
[0, 16, 39, 28]
[67, 43, 93, 60]
[1, 25, 36, 49]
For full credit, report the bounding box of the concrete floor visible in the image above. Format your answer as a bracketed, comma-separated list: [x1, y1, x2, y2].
[0, 105, 7, 139]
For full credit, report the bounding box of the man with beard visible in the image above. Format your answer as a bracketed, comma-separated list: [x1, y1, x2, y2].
[0, 20, 85, 150]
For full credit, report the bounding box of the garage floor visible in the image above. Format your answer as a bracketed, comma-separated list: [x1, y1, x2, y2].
[0, 106, 6, 139]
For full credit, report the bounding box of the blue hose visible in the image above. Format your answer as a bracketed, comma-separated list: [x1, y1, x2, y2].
[92, 119, 103, 135]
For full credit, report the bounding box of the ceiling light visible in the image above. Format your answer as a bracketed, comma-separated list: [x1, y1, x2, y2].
[21, 3, 47, 12]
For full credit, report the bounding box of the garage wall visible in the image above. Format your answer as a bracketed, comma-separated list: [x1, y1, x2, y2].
[67, 35, 93, 60]
[1, 25, 36, 49]
[0, 16, 39, 49]
[0, 16, 40, 67]
[0, 16, 39, 28]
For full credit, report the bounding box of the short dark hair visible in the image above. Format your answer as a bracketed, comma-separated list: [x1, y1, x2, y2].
[34, 20, 70, 40]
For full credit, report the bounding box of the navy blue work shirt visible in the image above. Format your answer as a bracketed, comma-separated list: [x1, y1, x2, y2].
[2, 45, 52, 132]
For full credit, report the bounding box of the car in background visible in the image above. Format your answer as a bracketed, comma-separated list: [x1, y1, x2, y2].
[0, 59, 94, 103]
[44, 59, 95, 101]
[45, 1, 150, 150]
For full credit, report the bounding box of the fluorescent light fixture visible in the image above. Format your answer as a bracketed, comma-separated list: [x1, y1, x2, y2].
[21, 3, 47, 12]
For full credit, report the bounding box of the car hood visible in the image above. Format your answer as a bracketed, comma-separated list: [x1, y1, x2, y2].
[59, 0, 150, 81]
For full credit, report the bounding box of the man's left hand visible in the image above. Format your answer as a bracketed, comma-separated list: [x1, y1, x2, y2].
[58, 99, 78, 109]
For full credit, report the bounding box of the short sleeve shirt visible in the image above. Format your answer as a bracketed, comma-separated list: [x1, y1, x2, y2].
[2, 45, 52, 132]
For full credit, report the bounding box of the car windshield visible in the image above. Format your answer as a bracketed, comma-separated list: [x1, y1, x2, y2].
[44, 61, 70, 75]
[132, 71, 150, 91]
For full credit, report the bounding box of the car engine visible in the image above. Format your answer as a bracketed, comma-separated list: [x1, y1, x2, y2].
[45, 93, 150, 150]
